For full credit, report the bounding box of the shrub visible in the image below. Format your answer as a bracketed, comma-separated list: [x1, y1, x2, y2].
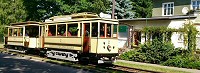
[162, 55, 200, 69]
[120, 38, 181, 64]
[119, 50, 136, 60]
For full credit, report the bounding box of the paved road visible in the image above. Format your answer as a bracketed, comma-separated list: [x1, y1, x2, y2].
[0, 53, 92, 73]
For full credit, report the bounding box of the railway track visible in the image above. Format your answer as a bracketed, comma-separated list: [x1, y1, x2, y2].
[0, 49, 162, 73]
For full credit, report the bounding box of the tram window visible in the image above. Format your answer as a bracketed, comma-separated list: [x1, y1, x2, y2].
[107, 24, 111, 37]
[84, 23, 90, 37]
[9, 29, 12, 36]
[13, 29, 17, 36]
[26, 26, 39, 37]
[57, 24, 66, 36]
[19, 28, 23, 36]
[25, 27, 29, 36]
[92, 23, 98, 37]
[100, 23, 105, 37]
[48, 25, 56, 36]
[113, 25, 117, 37]
[68, 24, 78, 36]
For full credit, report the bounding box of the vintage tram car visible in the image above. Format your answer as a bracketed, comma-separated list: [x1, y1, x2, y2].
[4, 21, 45, 55]
[4, 12, 119, 64]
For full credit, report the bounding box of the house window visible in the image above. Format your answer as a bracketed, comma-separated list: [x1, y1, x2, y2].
[162, 2, 174, 16]
[192, 0, 200, 10]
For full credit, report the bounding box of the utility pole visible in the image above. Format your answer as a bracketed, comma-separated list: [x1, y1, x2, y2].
[112, 0, 115, 19]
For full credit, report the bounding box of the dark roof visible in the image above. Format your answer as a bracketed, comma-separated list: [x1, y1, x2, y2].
[119, 16, 197, 21]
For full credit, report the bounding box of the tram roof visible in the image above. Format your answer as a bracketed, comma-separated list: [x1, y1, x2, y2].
[44, 12, 118, 24]
[44, 18, 118, 24]
[49, 12, 99, 20]
[10, 21, 43, 26]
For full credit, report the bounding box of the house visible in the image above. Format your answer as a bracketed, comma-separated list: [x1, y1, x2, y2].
[152, 0, 200, 17]
[119, 0, 200, 49]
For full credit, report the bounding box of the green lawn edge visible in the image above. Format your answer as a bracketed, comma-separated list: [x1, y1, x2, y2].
[114, 61, 189, 73]
[0, 43, 4, 48]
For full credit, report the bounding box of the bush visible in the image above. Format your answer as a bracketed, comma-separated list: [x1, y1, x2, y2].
[120, 50, 147, 62]
[120, 38, 181, 64]
[162, 55, 200, 69]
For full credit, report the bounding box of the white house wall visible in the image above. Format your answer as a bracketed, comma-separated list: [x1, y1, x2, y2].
[195, 25, 200, 49]
[122, 19, 194, 48]
[168, 20, 186, 48]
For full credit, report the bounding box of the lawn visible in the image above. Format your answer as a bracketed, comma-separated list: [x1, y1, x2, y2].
[0, 43, 3, 48]
[114, 62, 189, 73]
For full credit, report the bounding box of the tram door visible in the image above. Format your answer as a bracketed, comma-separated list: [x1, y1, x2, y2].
[83, 23, 90, 53]
[39, 26, 45, 48]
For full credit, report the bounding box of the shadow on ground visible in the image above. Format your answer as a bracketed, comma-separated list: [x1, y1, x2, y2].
[0, 53, 93, 73]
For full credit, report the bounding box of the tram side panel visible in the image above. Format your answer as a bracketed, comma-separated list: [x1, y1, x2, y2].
[7, 37, 23, 46]
[90, 38, 118, 63]
[6, 36, 26, 53]
[90, 39, 118, 53]
[44, 37, 82, 61]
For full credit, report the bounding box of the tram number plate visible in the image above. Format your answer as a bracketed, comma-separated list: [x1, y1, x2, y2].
[60, 46, 74, 49]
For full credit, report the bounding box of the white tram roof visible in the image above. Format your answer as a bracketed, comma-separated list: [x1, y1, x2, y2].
[9, 21, 43, 26]
[44, 12, 118, 24]
[6, 21, 43, 28]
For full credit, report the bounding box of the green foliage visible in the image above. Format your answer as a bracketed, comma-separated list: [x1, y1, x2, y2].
[162, 55, 200, 69]
[0, 0, 27, 24]
[139, 39, 176, 64]
[23, 0, 109, 21]
[141, 27, 176, 43]
[131, 0, 153, 18]
[120, 25, 199, 69]
[120, 38, 180, 64]
[0, 0, 27, 42]
[142, 24, 198, 54]
[160, 23, 199, 69]
[182, 24, 198, 53]
[106, 0, 153, 19]
[0, 0, 110, 40]
[106, 0, 135, 19]
[69, 27, 78, 34]
[23, 0, 63, 21]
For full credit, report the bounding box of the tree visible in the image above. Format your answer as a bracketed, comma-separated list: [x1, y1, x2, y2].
[23, 0, 62, 21]
[106, 0, 135, 19]
[60, 0, 109, 14]
[0, 0, 27, 25]
[0, 0, 27, 42]
[23, 0, 110, 21]
[131, 0, 153, 18]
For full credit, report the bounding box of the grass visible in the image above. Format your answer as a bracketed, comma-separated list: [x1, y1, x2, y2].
[114, 62, 190, 73]
[0, 43, 3, 48]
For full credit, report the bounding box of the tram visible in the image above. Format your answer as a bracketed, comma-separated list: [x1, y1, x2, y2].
[4, 12, 119, 64]
[4, 21, 45, 55]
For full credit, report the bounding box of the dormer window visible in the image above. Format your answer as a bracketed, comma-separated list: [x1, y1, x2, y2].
[162, 2, 174, 16]
[192, 0, 200, 10]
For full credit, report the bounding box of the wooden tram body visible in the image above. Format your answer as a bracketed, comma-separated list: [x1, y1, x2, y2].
[5, 22, 45, 55]
[4, 12, 119, 64]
